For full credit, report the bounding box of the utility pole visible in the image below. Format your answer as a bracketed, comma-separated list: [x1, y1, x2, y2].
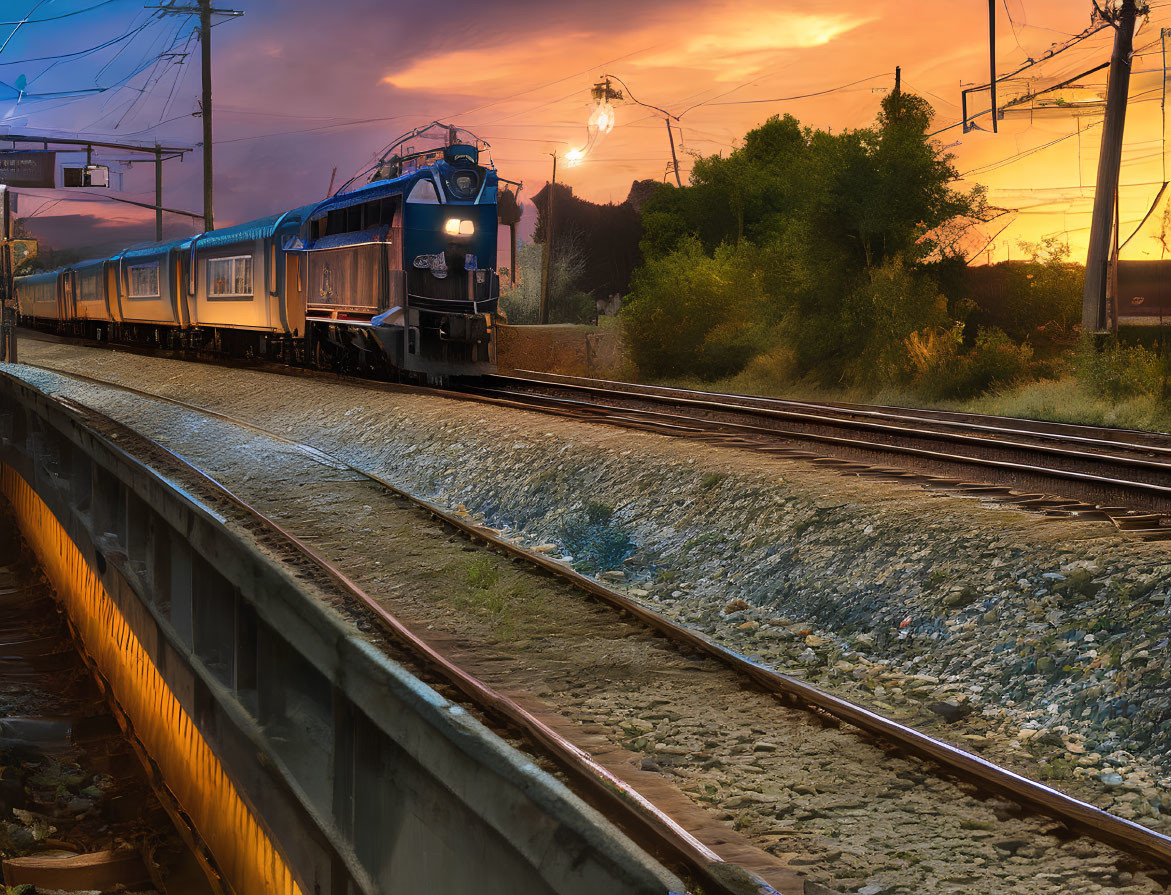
[989, 0, 998, 133]
[152, 2, 242, 232]
[154, 143, 164, 241]
[199, 0, 213, 231]
[539, 154, 557, 326]
[893, 66, 901, 121]
[1083, 0, 1138, 332]
[665, 119, 681, 187]
[1, 187, 15, 363]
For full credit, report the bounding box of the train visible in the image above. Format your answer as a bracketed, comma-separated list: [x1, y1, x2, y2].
[15, 125, 503, 383]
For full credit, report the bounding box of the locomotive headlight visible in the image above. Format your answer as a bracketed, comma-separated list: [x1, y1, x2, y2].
[444, 219, 475, 237]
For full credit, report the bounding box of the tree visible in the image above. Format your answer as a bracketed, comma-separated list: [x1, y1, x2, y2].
[622, 93, 986, 386]
[530, 181, 646, 303]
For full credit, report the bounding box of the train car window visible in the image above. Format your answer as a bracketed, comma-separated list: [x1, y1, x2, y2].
[79, 272, 101, 303]
[208, 255, 253, 298]
[128, 263, 160, 298]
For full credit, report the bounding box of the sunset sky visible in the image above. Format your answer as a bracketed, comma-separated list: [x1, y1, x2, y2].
[5, 0, 1171, 264]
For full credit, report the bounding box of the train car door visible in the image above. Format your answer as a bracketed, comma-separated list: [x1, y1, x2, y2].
[283, 249, 305, 335]
[59, 271, 75, 321]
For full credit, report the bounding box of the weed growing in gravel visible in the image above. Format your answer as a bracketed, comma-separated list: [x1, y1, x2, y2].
[465, 556, 499, 590]
[530, 468, 558, 494]
[700, 471, 727, 491]
[457, 556, 544, 640]
[585, 500, 614, 523]
[682, 532, 726, 553]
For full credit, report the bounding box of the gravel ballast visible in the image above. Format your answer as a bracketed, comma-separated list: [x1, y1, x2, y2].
[10, 340, 1171, 839]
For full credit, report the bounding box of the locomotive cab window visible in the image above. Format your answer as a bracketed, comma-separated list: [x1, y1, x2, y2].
[128, 263, 159, 298]
[318, 196, 400, 238]
[208, 255, 253, 299]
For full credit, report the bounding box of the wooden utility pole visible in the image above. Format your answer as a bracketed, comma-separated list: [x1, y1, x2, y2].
[989, 0, 998, 133]
[539, 154, 557, 325]
[199, 0, 214, 232]
[154, 143, 164, 240]
[1, 187, 15, 363]
[665, 119, 681, 187]
[600, 73, 683, 187]
[1083, 0, 1138, 332]
[153, 1, 242, 232]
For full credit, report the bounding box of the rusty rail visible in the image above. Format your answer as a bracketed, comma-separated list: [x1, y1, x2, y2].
[32, 380, 774, 895]
[22, 363, 1171, 876]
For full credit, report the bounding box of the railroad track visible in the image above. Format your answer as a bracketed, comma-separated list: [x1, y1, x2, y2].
[453, 371, 1171, 534]
[14, 362, 1171, 894]
[18, 328, 1171, 531]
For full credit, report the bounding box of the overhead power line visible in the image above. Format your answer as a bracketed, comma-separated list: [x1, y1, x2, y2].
[0, 0, 123, 25]
[0, 24, 150, 66]
[685, 73, 890, 111]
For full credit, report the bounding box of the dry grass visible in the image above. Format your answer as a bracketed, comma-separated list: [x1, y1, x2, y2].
[652, 371, 1171, 434]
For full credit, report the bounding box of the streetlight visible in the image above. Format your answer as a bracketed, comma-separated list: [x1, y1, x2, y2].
[595, 73, 682, 187]
[590, 78, 619, 134]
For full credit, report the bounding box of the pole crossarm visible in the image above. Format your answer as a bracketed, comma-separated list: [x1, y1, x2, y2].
[146, 5, 243, 14]
[0, 133, 192, 155]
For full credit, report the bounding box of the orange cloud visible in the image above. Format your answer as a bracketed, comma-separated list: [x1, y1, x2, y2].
[632, 11, 872, 80]
[382, 5, 870, 93]
[382, 32, 596, 91]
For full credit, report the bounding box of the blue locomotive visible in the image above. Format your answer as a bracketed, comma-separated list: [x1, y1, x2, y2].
[16, 124, 502, 383]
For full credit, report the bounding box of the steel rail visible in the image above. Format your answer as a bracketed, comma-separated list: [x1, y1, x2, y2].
[455, 384, 1171, 507]
[504, 370, 1171, 454]
[25, 363, 1171, 874]
[484, 375, 1171, 470]
[37, 391, 756, 895]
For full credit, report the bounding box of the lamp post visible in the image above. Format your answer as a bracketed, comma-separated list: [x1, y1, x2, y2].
[597, 73, 682, 187]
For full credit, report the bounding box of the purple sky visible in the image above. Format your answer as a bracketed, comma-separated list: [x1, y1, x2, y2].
[6, 1, 1171, 263]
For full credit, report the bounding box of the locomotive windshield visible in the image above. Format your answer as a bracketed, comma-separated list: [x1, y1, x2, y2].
[446, 169, 480, 199]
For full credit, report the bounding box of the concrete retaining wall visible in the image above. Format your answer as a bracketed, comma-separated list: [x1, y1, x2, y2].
[497, 323, 629, 377]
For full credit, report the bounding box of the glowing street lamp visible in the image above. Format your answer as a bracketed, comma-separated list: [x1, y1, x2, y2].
[590, 77, 621, 134]
[594, 73, 682, 187]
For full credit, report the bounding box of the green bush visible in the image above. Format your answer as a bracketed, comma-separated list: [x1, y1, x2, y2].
[622, 237, 770, 379]
[964, 328, 1035, 395]
[842, 257, 950, 385]
[1075, 338, 1168, 401]
[912, 326, 1035, 399]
